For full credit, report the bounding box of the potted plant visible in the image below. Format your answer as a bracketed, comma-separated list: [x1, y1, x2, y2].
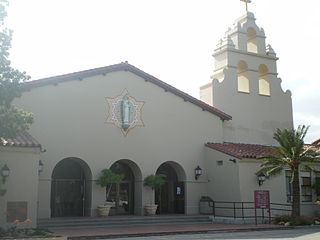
[96, 169, 124, 216]
[143, 174, 166, 215]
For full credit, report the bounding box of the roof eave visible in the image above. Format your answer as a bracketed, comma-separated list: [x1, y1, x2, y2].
[25, 63, 232, 121]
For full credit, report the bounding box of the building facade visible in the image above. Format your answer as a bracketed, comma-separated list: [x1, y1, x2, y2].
[0, 11, 319, 227]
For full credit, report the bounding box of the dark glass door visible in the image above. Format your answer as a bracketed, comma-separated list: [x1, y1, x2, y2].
[107, 181, 133, 215]
[156, 163, 185, 214]
[174, 182, 185, 214]
[51, 179, 85, 217]
[108, 161, 135, 215]
[156, 182, 169, 214]
[51, 158, 86, 217]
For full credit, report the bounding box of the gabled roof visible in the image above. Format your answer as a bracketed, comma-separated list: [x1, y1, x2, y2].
[25, 62, 232, 121]
[205, 142, 274, 159]
[0, 132, 41, 148]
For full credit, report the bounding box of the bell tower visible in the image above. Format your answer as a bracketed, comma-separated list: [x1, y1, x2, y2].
[200, 11, 293, 145]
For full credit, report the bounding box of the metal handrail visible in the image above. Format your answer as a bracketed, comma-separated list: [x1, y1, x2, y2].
[201, 200, 292, 223]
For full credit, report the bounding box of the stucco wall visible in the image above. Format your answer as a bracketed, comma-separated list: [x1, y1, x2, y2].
[238, 160, 320, 217]
[0, 147, 40, 228]
[199, 83, 212, 106]
[15, 70, 224, 217]
[238, 160, 287, 203]
[238, 159, 291, 218]
[204, 148, 241, 202]
[213, 67, 293, 146]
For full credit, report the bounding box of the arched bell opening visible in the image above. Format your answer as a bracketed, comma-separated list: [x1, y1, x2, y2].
[237, 60, 250, 93]
[258, 64, 270, 96]
[155, 161, 186, 214]
[247, 27, 258, 53]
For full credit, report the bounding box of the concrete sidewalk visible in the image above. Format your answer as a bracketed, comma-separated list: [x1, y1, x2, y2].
[51, 222, 290, 239]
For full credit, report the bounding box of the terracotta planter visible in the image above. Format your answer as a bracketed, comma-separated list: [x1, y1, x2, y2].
[144, 204, 158, 216]
[97, 205, 112, 216]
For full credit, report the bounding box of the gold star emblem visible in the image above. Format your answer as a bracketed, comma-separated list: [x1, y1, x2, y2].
[106, 89, 144, 136]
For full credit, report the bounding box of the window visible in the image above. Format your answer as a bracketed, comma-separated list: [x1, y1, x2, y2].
[237, 61, 249, 93]
[217, 160, 223, 166]
[315, 177, 320, 200]
[286, 171, 313, 202]
[301, 176, 312, 202]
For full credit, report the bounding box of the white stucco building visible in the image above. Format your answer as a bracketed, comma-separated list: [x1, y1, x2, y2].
[0, 11, 319, 228]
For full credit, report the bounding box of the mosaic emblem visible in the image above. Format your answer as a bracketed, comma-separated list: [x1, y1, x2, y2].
[106, 89, 144, 136]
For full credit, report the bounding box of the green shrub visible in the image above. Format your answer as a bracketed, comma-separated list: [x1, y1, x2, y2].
[0, 228, 6, 238]
[0, 227, 53, 238]
[273, 215, 315, 226]
[144, 174, 166, 190]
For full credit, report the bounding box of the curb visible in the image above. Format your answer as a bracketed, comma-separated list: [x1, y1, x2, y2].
[293, 225, 320, 229]
[68, 226, 293, 240]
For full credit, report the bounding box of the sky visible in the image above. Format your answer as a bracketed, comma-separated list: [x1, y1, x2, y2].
[4, 0, 320, 143]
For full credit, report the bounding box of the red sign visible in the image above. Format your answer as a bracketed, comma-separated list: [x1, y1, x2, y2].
[254, 190, 270, 209]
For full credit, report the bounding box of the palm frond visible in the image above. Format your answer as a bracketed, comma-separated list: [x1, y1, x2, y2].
[258, 125, 319, 178]
[259, 165, 284, 177]
[303, 165, 320, 174]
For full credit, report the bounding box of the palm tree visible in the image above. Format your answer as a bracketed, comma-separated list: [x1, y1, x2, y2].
[259, 125, 320, 217]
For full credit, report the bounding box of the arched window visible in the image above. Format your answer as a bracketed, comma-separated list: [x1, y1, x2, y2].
[237, 61, 249, 93]
[258, 64, 270, 96]
[247, 27, 258, 53]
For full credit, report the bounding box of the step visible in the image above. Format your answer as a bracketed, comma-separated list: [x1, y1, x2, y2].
[38, 215, 212, 229]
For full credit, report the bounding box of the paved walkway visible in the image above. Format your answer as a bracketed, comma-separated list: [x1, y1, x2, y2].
[52, 223, 289, 239]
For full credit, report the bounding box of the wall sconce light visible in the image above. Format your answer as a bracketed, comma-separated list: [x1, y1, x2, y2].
[38, 160, 44, 175]
[195, 165, 202, 180]
[257, 172, 266, 186]
[229, 159, 237, 163]
[1, 164, 10, 184]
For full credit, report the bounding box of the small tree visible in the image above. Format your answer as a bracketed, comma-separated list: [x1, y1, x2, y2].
[96, 169, 124, 203]
[259, 125, 320, 216]
[144, 174, 166, 190]
[0, 0, 33, 138]
[144, 174, 166, 213]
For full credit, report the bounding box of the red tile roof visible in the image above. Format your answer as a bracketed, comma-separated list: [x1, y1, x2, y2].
[206, 142, 320, 159]
[25, 62, 232, 121]
[312, 138, 320, 145]
[205, 142, 274, 159]
[0, 132, 41, 148]
[305, 144, 320, 153]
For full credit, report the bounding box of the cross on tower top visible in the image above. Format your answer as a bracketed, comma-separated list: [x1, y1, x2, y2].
[240, 0, 252, 12]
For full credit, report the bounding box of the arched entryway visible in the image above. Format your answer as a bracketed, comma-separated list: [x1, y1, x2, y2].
[51, 158, 92, 217]
[107, 160, 142, 215]
[156, 161, 186, 214]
